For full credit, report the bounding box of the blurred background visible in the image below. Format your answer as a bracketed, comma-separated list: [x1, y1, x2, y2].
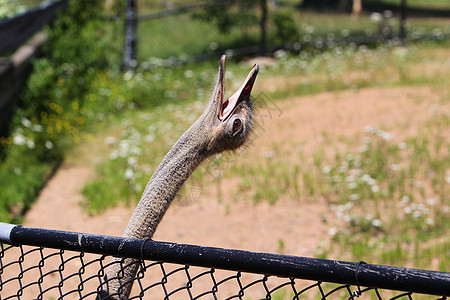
[0, 0, 449, 272]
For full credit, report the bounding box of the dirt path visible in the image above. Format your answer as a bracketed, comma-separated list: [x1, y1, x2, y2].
[24, 85, 443, 258]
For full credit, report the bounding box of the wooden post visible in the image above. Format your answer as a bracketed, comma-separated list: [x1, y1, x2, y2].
[260, 0, 267, 56]
[0, 33, 47, 138]
[399, 0, 407, 46]
[124, 0, 137, 69]
[352, 0, 362, 17]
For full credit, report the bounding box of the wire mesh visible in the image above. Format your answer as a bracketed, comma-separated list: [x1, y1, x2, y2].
[0, 243, 446, 300]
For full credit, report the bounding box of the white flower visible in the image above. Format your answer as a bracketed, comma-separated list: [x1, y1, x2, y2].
[426, 198, 437, 206]
[348, 182, 357, 190]
[349, 194, 360, 201]
[209, 42, 218, 50]
[322, 165, 332, 174]
[13, 133, 26, 145]
[401, 195, 410, 205]
[109, 150, 118, 160]
[394, 47, 408, 60]
[363, 137, 372, 144]
[123, 70, 134, 81]
[45, 141, 53, 149]
[184, 70, 194, 78]
[328, 227, 338, 236]
[13, 167, 22, 175]
[359, 144, 369, 153]
[21, 118, 32, 128]
[105, 136, 116, 145]
[371, 185, 380, 193]
[32, 124, 43, 132]
[127, 156, 138, 167]
[404, 206, 412, 215]
[338, 165, 347, 174]
[425, 218, 434, 226]
[124, 168, 134, 180]
[370, 12, 382, 23]
[346, 174, 356, 183]
[129, 146, 142, 156]
[144, 134, 155, 143]
[380, 132, 393, 141]
[332, 176, 341, 183]
[340, 29, 350, 37]
[371, 219, 382, 228]
[26, 140, 35, 149]
[274, 50, 287, 59]
[367, 177, 376, 186]
[364, 125, 375, 133]
[398, 142, 407, 150]
[390, 164, 400, 171]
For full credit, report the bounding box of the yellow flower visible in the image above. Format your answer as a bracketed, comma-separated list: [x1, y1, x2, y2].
[57, 76, 65, 87]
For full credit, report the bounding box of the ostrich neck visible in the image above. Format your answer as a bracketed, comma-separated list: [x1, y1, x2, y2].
[122, 121, 208, 240]
[101, 120, 211, 300]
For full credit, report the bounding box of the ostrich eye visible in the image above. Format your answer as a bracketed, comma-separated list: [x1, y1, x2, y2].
[232, 118, 242, 134]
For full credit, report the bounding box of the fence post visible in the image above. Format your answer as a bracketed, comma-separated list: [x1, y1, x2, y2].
[260, 0, 268, 56]
[399, 0, 407, 46]
[124, 0, 137, 69]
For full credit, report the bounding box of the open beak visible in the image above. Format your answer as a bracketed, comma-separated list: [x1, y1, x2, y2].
[214, 55, 259, 122]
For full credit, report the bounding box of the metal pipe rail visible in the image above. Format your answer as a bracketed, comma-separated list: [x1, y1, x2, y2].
[0, 222, 448, 298]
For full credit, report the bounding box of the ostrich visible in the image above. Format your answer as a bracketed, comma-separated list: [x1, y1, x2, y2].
[98, 55, 259, 299]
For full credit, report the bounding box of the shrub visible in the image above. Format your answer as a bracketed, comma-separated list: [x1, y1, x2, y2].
[0, 0, 122, 223]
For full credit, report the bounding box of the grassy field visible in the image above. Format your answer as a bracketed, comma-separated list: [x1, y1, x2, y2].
[135, 0, 450, 60]
[80, 40, 449, 270]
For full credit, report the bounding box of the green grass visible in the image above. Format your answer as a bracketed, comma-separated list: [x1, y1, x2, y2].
[322, 121, 449, 268]
[260, 40, 449, 100]
[136, 0, 449, 62]
[137, 13, 259, 61]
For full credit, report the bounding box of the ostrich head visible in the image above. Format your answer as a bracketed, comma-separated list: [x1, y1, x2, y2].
[200, 55, 259, 154]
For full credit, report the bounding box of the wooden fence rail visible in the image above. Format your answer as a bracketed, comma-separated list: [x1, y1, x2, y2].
[0, 0, 68, 56]
[0, 0, 68, 137]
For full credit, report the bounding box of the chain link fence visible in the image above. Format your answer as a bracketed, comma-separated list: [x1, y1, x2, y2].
[1, 224, 449, 299]
[113, 0, 450, 68]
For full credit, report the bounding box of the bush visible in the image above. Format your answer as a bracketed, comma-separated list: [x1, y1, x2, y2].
[271, 10, 300, 45]
[0, 0, 123, 223]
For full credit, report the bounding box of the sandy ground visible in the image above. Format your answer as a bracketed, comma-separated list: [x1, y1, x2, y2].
[4, 85, 445, 299]
[24, 85, 442, 253]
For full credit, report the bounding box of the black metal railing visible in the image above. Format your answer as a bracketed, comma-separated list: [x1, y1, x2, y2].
[0, 223, 449, 299]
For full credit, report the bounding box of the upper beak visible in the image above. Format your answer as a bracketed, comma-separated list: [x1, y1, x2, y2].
[213, 55, 259, 122]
